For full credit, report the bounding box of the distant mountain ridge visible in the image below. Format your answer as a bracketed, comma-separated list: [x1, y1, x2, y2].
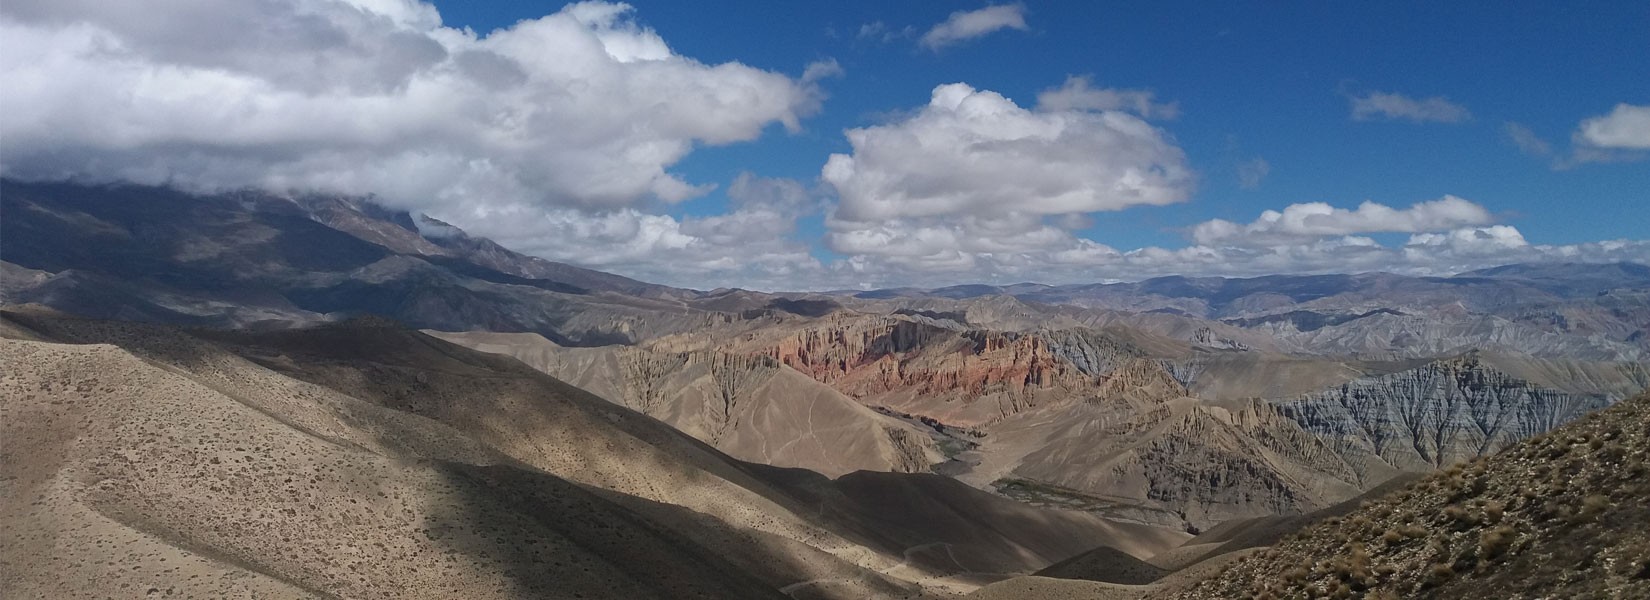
[4, 178, 1646, 535]
[0, 179, 712, 345]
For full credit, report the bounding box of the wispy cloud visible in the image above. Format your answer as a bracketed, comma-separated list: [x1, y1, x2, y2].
[1236, 157, 1270, 190]
[1036, 75, 1179, 119]
[1349, 91, 1471, 123]
[919, 4, 1028, 51]
[856, 21, 914, 44]
[1504, 122, 1553, 157]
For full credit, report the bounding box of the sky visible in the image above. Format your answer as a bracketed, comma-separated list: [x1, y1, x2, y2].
[1, 1, 1647, 290]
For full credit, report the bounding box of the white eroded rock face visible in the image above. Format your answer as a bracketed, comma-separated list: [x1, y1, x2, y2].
[1274, 353, 1617, 474]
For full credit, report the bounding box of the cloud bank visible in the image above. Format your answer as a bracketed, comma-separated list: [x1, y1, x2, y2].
[1189, 196, 1494, 246]
[0, 0, 824, 210]
[2, 0, 1643, 291]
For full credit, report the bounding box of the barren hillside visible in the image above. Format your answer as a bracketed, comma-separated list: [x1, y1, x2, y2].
[0, 308, 1188, 599]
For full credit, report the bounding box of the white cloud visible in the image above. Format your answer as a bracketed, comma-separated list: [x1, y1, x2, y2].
[1575, 103, 1650, 150]
[443, 172, 827, 291]
[1349, 91, 1471, 123]
[1508, 107, 1649, 168]
[801, 58, 845, 83]
[1504, 122, 1553, 157]
[1189, 196, 1494, 246]
[793, 224, 1650, 291]
[1035, 75, 1179, 119]
[0, 0, 825, 212]
[856, 21, 914, 44]
[1236, 157, 1270, 189]
[818, 81, 1192, 275]
[919, 4, 1028, 50]
[1405, 225, 1527, 256]
[823, 82, 1192, 223]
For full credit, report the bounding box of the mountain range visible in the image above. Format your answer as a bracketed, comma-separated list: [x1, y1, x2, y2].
[3, 179, 1646, 598]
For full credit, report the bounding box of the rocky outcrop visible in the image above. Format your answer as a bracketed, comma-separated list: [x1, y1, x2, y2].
[749, 316, 1108, 427]
[1166, 390, 1650, 600]
[1274, 353, 1618, 475]
[1002, 399, 1365, 530]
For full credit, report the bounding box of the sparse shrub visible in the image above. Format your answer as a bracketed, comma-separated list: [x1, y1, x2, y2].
[1444, 504, 1478, 529]
[1381, 528, 1405, 545]
[1328, 581, 1351, 599]
[1576, 494, 1611, 522]
[1479, 525, 1516, 561]
[1282, 566, 1309, 584]
[1429, 562, 1455, 582]
[1348, 516, 1373, 534]
[1483, 500, 1505, 523]
[1467, 475, 1488, 497]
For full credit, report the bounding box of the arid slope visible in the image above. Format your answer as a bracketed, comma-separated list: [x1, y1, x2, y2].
[1158, 389, 1650, 599]
[427, 330, 941, 477]
[0, 308, 1188, 599]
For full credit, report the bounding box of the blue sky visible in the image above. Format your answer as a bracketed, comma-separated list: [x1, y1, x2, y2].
[2, 0, 1646, 289]
[438, 1, 1649, 252]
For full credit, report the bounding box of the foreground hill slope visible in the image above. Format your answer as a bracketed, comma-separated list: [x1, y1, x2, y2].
[0, 322, 792, 599]
[961, 392, 1648, 599]
[1161, 389, 1650, 599]
[0, 308, 1187, 599]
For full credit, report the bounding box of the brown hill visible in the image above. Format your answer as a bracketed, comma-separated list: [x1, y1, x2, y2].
[426, 330, 941, 477]
[1155, 389, 1650, 600]
[1034, 545, 1168, 585]
[963, 392, 1649, 599]
[0, 308, 1188, 598]
[459, 312, 1379, 529]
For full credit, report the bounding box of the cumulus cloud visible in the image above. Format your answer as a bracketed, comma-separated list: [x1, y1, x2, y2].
[1349, 91, 1471, 123]
[0, 0, 824, 211]
[823, 82, 1192, 223]
[919, 4, 1028, 50]
[818, 81, 1193, 274]
[1189, 196, 1494, 246]
[1036, 75, 1180, 119]
[1565, 103, 1650, 165]
[1576, 103, 1650, 149]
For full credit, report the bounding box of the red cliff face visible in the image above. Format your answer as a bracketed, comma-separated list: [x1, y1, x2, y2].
[756, 318, 1121, 424]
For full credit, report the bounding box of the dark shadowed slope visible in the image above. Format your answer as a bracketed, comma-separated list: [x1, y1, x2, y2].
[0, 179, 711, 345]
[424, 330, 943, 478]
[0, 308, 1189, 598]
